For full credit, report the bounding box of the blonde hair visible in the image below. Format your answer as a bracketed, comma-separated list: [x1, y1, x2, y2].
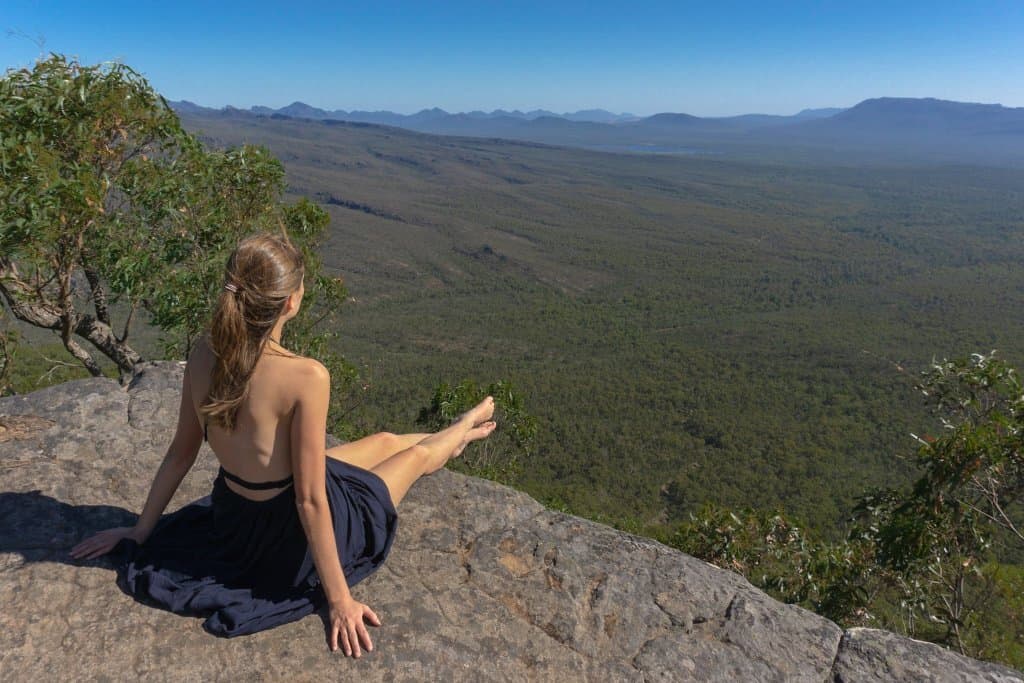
[201, 230, 305, 431]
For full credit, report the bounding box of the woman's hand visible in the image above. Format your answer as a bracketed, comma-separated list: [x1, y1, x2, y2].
[328, 596, 381, 657]
[69, 526, 142, 561]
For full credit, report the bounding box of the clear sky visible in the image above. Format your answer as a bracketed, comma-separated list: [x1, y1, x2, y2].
[3, 1, 1023, 117]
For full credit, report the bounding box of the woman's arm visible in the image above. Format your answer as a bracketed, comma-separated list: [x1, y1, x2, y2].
[131, 360, 204, 541]
[291, 359, 351, 604]
[70, 360, 203, 559]
[131, 449, 198, 542]
[292, 359, 380, 657]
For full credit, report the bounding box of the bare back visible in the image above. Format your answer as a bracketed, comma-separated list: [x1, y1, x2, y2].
[188, 335, 314, 501]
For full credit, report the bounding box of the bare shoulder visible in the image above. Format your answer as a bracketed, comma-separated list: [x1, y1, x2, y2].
[186, 333, 215, 376]
[298, 358, 330, 384]
[290, 359, 330, 414]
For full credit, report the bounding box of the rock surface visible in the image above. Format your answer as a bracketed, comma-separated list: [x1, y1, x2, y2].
[831, 628, 1023, 683]
[0, 361, 1019, 682]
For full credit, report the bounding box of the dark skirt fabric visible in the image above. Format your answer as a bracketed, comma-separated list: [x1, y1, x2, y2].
[115, 457, 398, 637]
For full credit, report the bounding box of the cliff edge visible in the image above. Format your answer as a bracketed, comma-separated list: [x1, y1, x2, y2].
[1, 361, 1020, 682]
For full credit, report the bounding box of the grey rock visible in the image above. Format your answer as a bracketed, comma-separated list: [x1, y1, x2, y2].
[0, 361, 1018, 681]
[831, 628, 1022, 683]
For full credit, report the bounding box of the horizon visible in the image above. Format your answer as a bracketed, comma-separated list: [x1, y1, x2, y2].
[3, 1, 1023, 118]
[173, 95, 1024, 120]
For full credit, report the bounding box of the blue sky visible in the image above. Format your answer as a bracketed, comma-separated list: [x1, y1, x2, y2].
[3, 1, 1023, 117]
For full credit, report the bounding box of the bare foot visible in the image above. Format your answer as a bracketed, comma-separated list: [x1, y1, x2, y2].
[448, 396, 495, 460]
[420, 397, 497, 474]
[453, 396, 495, 429]
[450, 420, 497, 460]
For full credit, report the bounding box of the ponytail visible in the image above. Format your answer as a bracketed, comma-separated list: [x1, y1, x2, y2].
[201, 230, 305, 431]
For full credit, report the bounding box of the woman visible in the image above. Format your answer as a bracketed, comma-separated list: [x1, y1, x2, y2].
[69, 231, 497, 658]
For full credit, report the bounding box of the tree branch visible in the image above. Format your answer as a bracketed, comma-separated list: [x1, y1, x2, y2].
[83, 266, 111, 325]
[0, 256, 141, 376]
[119, 299, 137, 343]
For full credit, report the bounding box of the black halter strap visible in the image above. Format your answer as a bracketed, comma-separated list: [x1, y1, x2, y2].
[219, 466, 295, 490]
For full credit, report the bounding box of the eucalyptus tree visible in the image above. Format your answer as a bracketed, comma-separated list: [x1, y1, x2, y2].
[854, 351, 1024, 654]
[0, 54, 362, 431]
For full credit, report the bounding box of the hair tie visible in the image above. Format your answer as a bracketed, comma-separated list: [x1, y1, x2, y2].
[224, 283, 239, 293]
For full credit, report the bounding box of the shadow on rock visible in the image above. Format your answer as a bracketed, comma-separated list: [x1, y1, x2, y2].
[0, 489, 136, 568]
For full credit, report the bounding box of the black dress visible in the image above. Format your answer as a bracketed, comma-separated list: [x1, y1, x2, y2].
[114, 421, 398, 637]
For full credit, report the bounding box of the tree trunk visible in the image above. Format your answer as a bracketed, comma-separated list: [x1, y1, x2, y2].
[0, 257, 143, 377]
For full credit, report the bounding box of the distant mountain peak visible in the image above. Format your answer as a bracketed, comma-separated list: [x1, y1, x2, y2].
[643, 112, 703, 123]
[830, 97, 1024, 131]
[793, 107, 845, 120]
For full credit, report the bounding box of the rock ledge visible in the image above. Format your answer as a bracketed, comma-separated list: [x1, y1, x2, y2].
[0, 361, 1020, 681]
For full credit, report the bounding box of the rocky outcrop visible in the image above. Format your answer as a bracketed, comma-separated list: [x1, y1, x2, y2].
[0, 361, 1020, 681]
[831, 629, 1021, 683]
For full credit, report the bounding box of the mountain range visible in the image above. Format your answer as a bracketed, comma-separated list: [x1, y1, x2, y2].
[171, 101, 644, 125]
[170, 97, 1024, 166]
[170, 99, 846, 128]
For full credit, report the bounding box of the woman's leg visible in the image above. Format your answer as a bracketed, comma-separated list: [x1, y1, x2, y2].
[371, 397, 496, 508]
[326, 432, 431, 471]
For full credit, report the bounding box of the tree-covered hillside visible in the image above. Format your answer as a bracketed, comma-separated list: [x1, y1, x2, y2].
[9, 106, 1024, 542]
[166, 112, 1024, 540]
